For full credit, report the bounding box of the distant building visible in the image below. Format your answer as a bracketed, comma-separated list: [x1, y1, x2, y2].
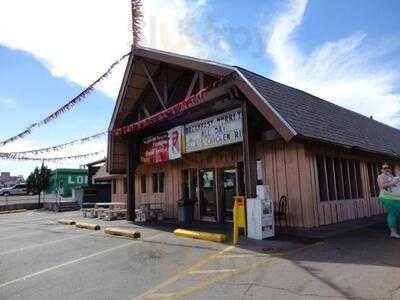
[0, 172, 24, 188]
[47, 169, 88, 197]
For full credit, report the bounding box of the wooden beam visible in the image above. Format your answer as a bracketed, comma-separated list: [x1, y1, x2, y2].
[235, 79, 296, 142]
[242, 100, 257, 198]
[126, 139, 139, 221]
[163, 69, 168, 104]
[142, 104, 151, 117]
[199, 72, 204, 90]
[168, 70, 188, 104]
[141, 60, 166, 109]
[185, 72, 199, 99]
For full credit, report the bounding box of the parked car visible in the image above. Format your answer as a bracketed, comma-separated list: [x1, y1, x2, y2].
[0, 183, 36, 196]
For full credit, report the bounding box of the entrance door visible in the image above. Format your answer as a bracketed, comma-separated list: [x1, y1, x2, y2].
[222, 168, 236, 222]
[182, 168, 198, 202]
[199, 169, 216, 221]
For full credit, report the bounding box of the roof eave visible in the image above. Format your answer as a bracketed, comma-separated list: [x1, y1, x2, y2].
[295, 134, 400, 160]
[233, 69, 297, 142]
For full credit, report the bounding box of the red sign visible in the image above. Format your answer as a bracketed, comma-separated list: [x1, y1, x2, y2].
[140, 127, 182, 164]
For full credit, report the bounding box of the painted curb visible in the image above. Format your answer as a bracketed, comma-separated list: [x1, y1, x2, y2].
[173, 229, 227, 242]
[75, 222, 100, 230]
[0, 209, 27, 215]
[104, 227, 141, 239]
[58, 219, 76, 225]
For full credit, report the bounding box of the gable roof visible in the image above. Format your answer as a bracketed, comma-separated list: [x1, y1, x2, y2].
[238, 67, 400, 157]
[110, 47, 400, 162]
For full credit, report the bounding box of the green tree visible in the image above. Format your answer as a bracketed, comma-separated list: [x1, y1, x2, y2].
[26, 163, 51, 204]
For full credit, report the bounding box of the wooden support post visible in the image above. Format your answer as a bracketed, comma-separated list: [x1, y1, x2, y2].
[126, 139, 139, 221]
[242, 100, 257, 198]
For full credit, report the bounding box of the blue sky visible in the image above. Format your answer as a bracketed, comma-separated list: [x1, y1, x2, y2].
[1, 0, 400, 177]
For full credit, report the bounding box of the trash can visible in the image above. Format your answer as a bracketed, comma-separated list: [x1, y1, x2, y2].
[177, 199, 196, 224]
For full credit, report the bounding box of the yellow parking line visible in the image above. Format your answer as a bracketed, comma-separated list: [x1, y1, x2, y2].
[135, 241, 325, 300]
[168, 242, 326, 300]
[133, 246, 234, 300]
[142, 293, 175, 299]
[215, 254, 254, 259]
[188, 269, 238, 275]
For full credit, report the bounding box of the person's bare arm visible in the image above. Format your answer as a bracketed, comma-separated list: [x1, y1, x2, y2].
[378, 175, 398, 190]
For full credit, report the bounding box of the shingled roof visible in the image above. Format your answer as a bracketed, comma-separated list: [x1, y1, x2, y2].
[110, 47, 400, 167]
[237, 67, 400, 158]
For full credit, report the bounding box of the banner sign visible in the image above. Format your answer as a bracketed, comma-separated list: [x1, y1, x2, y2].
[141, 126, 183, 163]
[184, 108, 243, 153]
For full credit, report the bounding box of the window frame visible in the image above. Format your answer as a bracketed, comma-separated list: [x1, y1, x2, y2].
[316, 154, 363, 202]
[112, 179, 116, 194]
[141, 174, 146, 194]
[158, 172, 165, 193]
[366, 161, 395, 197]
[123, 178, 127, 194]
[152, 172, 165, 194]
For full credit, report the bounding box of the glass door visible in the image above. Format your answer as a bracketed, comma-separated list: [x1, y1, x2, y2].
[222, 168, 236, 221]
[199, 169, 216, 221]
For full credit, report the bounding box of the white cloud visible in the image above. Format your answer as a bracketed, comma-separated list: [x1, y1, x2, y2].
[0, 0, 222, 98]
[2, 98, 14, 104]
[0, 0, 237, 175]
[1, 97, 16, 107]
[265, 0, 400, 126]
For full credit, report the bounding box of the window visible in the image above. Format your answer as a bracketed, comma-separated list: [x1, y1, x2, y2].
[152, 173, 158, 193]
[367, 162, 381, 197]
[123, 178, 127, 194]
[316, 154, 363, 201]
[158, 172, 165, 193]
[141, 174, 146, 194]
[112, 179, 116, 194]
[152, 172, 165, 193]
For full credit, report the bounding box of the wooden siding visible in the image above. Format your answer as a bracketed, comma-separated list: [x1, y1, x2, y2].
[111, 178, 127, 204]
[261, 141, 316, 227]
[311, 157, 385, 226]
[130, 139, 391, 227]
[260, 140, 389, 228]
[134, 144, 242, 219]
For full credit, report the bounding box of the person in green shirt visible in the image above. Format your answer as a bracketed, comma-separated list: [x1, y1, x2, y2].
[378, 163, 400, 239]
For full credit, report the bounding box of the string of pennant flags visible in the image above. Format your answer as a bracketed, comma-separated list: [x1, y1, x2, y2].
[113, 74, 232, 137]
[0, 151, 105, 162]
[0, 52, 130, 147]
[0, 131, 106, 159]
[0, 0, 143, 167]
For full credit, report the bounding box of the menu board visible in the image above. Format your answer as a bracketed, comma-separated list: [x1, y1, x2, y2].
[184, 108, 243, 153]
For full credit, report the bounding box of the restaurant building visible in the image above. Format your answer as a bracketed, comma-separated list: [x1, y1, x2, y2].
[107, 47, 400, 228]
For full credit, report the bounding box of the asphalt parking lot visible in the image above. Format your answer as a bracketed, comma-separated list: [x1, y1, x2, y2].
[0, 211, 399, 300]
